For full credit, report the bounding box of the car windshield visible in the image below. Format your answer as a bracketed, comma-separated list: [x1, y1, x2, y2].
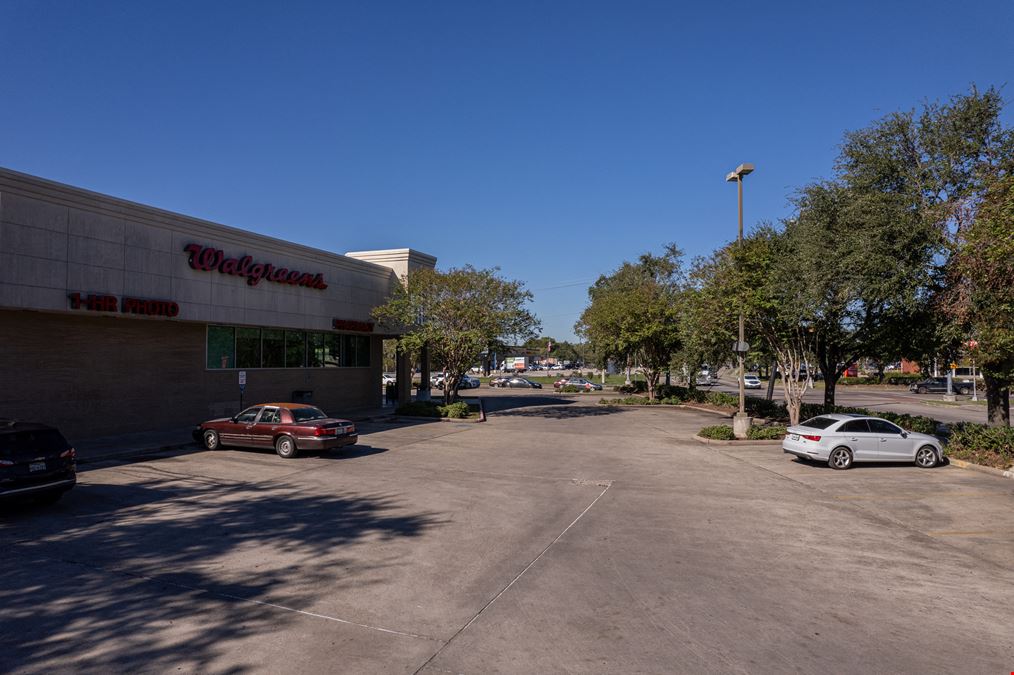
[291, 407, 328, 422]
[800, 416, 839, 430]
[0, 429, 71, 457]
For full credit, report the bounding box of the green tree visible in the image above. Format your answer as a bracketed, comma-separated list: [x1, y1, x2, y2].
[947, 175, 1014, 425]
[696, 227, 816, 425]
[576, 245, 685, 400]
[788, 183, 941, 408]
[373, 266, 540, 403]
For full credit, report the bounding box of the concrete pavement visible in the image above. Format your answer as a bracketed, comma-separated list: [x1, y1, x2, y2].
[2, 396, 1013, 673]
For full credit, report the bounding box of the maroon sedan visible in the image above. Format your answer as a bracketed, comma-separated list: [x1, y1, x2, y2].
[196, 403, 358, 458]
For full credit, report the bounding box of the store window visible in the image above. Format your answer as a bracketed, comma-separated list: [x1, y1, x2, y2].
[207, 326, 370, 369]
[207, 326, 235, 369]
[262, 329, 285, 368]
[286, 331, 306, 368]
[236, 328, 261, 368]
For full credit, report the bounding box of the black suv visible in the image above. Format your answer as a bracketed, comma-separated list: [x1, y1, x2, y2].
[909, 377, 974, 395]
[0, 420, 77, 505]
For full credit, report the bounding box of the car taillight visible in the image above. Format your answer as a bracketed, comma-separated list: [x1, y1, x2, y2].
[314, 427, 338, 436]
[60, 448, 76, 459]
[0, 459, 13, 467]
[801, 434, 821, 442]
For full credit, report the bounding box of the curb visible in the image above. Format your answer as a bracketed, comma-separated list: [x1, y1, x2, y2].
[599, 402, 733, 418]
[946, 457, 1014, 480]
[692, 434, 783, 446]
[79, 441, 198, 465]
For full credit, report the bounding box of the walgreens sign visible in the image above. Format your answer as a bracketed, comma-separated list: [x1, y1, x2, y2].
[183, 244, 328, 290]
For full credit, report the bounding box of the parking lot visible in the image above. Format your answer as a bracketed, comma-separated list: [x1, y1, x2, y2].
[3, 396, 1013, 673]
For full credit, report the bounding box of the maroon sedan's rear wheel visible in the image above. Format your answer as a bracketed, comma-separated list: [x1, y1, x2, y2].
[275, 435, 298, 459]
[202, 430, 220, 450]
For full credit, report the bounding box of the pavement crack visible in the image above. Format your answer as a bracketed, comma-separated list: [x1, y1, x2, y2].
[412, 482, 614, 674]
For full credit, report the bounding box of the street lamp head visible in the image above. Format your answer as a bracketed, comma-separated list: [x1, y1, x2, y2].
[726, 163, 755, 181]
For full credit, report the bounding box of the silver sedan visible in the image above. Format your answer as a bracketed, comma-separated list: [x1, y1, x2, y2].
[782, 413, 943, 470]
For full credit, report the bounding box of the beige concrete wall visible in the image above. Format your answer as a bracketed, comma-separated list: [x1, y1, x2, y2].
[0, 310, 382, 441]
[0, 168, 402, 331]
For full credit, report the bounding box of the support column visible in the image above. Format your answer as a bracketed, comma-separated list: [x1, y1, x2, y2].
[418, 344, 432, 401]
[396, 349, 412, 404]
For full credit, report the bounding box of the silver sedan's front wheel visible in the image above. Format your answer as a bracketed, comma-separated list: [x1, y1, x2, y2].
[828, 447, 853, 470]
[915, 445, 939, 468]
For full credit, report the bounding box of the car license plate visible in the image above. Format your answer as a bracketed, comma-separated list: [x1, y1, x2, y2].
[790, 434, 799, 441]
[29, 461, 46, 472]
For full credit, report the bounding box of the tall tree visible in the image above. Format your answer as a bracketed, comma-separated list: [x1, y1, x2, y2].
[697, 226, 816, 426]
[946, 175, 1014, 425]
[788, 183, 941, 408]
[373, 266, 539, 403]
[576, 245, 685, 400]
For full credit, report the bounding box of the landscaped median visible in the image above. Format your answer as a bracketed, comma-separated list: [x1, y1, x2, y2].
[601, 386, 1014, 474]
[394, 399, 485, 422]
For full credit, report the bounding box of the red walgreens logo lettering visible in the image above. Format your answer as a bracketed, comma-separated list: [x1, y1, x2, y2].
[183, 244, 328, 290]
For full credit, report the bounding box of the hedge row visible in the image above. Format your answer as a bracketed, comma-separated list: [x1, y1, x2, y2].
[945, 423, 1014, 470]
[696, 425, 788, 441]
[606, 388, 940, 434]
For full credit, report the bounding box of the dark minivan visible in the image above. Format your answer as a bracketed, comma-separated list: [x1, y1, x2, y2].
[0, 420, 77, 505]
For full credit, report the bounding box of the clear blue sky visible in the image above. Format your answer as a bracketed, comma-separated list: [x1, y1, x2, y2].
[2, 1, 1012, 340]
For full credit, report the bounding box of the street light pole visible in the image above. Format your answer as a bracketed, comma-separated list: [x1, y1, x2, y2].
[727, 163, 755, 437]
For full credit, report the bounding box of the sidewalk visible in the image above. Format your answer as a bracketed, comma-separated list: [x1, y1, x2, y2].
[74, 405, 395, 465]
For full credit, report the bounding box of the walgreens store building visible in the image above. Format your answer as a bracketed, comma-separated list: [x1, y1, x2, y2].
[0, 168, 435, 439]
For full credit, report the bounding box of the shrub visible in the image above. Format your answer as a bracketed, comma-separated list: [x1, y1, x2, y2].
[615, 381, 648, 394]
[560, 385, 584, 393]
[396, 401, 442, 418]
[610, 396, 658, 405]
[946, 423, 1014, 469]
[698, 425, 736, 440]
[747, 425, 787, 440]
[441, 402, 471, 418]
[704, 391, 739, 408]
[744, 397, 783, 419]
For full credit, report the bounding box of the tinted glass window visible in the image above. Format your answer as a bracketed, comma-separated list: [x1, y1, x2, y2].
[291, 407, 327, 422]
[236, 328, 261, 368]
[262, 329, 285, 368]
[235, 407, 262, 423]
[839, 420, 870, 433]
[323, 334, 342, 367]
[285, 331, 306, 368]
[868, 419, 903, 435]
[207, 326, 235, 369]
[801, 416, 838, 430]
[0, 429, 70, 457]
[259, 408, 281, 424]
[307, 333, 325, 367]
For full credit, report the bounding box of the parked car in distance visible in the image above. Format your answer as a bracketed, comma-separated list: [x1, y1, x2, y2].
[0, 420, 77, 505]
[196, 403, 357, 458]
[435, 375, 480, 390]
[492, 376, 543, 389]
[381, 373, 396, 386]
[909, 377, 974, 395]
[554, 377, 603, 391]
[782, 414, 942, 470]
[743, 375, 762, 389]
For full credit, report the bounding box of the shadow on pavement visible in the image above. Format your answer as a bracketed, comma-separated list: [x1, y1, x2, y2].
[0, 472, 444, 673]
[484, 395, 623, 419]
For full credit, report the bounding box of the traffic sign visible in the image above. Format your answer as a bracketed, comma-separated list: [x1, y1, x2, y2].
[732, 341, 750, 354]
[238, 371, 247, 386]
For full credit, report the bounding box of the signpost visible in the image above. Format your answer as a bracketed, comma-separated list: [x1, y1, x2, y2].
[238, 370, 246, 410]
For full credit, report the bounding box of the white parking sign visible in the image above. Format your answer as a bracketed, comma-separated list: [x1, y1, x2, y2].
[238, 371, 246, 386]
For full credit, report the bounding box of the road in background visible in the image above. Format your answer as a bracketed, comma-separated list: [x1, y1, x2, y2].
[711, 378, 994, 425]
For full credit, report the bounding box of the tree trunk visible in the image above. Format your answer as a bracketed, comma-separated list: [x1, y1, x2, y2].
[765, 359, 777, 401]
[983, 373, 1011, 427]
[823, 374, 838, 411]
